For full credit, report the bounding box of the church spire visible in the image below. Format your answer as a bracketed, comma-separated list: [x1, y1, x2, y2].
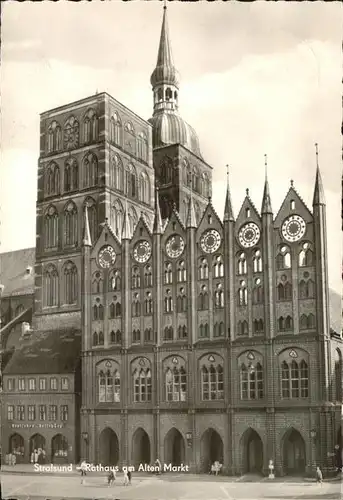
[153, 188, 163, 234]
[313, 142, 326, 206]
[150, 4, 179, 114]
[261, 154, 273, 214]
[82, 205, 92, 247]
[223, 164, 234, 222]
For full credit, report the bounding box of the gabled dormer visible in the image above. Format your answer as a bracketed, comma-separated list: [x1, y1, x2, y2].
[196, 199, 223, 240]
[90, 219, 122, 262]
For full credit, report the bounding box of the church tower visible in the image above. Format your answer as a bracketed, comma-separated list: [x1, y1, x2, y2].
[149, 5, 212, 225]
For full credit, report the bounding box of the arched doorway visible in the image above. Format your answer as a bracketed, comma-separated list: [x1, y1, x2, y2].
[132, 428, 150, 468]
[29, 434, 46, 463]
[283, 428, 306, 475]
[164, 428, 185, 466]
[9, 434, 24, 463]
[99, 428, 119, 466]
[200, 428, 224, 472]
[51, 434, 68, 464]
[241, 428, 263, 473]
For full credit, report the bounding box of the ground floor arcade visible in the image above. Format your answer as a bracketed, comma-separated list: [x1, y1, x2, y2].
[80, 409, 341, 476]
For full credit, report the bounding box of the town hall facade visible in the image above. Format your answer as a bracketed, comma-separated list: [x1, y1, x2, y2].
[2, 6, 342, 476]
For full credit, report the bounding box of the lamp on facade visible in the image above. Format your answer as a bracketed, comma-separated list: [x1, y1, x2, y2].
[186, 432, 192, 447]
[82, 432, 89, 442]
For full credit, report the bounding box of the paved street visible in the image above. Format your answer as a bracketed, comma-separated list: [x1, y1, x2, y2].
[1, 472, 341, 500]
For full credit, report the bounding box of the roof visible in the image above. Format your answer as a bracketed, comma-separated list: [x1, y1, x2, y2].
[0, 247, 35, 297]
[3, 328, 81, 375]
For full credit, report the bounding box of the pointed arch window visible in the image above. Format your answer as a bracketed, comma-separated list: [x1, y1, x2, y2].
[132, 293, 141, 317]
[237, 253, 247, 275]
[198, 285, 209, 310]
[176, 288, 187, 312]
[214, 283, 224, 308]
[111, 200, 123, 238]
[164, 326, 173, 341]
[93, 304, 104, 321]
[63, 116, 79, 150]
[178, 325, 187, 339]
[132, 329, 141, 343]
[93, 330, 104, 346]
[133, 367, 152, 402]
[144, 265, 152, 287]
[164, 289, 173, 313]
[144, 291, 153, 315]
[92, 272, 103, 294]
[192, 165, 199, 192]
[110, 154, 124, 190]
[109, 270, 121, 291]
[82, 153, 98, 188]
[198, 258, 209, 280]
[164, 263, 173, 284]
[165, 366, 187, 402]
[144, 328, 153, 343]
[281, 359, 309, 398]
[45, 162, 60, 196]
[83, 108, 98, 143]
[98, 368, 120, 403]
[277, 281, 292, 301]
[253, 319, 264, 334]
[299, 279, 315, 299]
[240, 362, 264, 400]
[201, 364, 224, 400]
[137, 132, 148, 162]
[278, 315, 293, 332]
[253, 250, 262, 273]
[47, 121, 62, 153]
[64, 201, 78, 246]
[213, 255, 224, 278]
[64, 157, 78, 192]
[237, 320, 249, 336]
[131, 267, 141, 289]
[44, 206, 59, 249]
[109, 298, 121, 319]
[177, 260, 187, 282]
[128, 205, 138, 236]
[110, 330, 122, 345]
[139, 171, 150, 203]
[110, 112, 122, 146]
[84, 199, 98, 244]
[199, 323, 209, 338]
[63, 261, 78, 305]
[299, 243, 313, 267]
[126, 163, 137, 199]
[276, 246, 291, 270]
[43, 264, 59, 307]
[214, 322, 225, 338]
[300, 313, 316, 330]
[201, 173, 209, 198]
[238, 281, 248, 306]
[252, 278, 263, 304]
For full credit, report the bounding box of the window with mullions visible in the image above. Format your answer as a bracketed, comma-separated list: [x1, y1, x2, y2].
[133, 368, 152, 402]
[165, 367, 187, 402]
[281, 359, 309, 399]
[201, 364, 224, 400]
[98, 368, 120, 403]
[240, 363, 263, 400]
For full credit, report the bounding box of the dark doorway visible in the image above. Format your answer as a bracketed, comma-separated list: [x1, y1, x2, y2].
[283, 428, 306, 475]
[99, 428, 119, 466]
[132, 428, 151, 468]
[51, 434, 68, 464]
[29, 434, 46, 463]
[164, 428, 185, 466]
[200, 428, 224, 472]
[9, 433, 24, 463]
[242, 429, 263, 473]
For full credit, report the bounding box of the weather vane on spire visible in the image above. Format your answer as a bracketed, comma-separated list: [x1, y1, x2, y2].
[264, 154, 268, 180]
[163, 0, 167, 10]
[315, 142, 319, 168]
[226, 164, 229, 184]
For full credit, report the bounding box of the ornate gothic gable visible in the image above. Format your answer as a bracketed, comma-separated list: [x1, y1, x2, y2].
[274, 186, 312, 228]
[196, 200, 223, 241]
[162, 207, 186, 243]
[90, 220, 122, 261]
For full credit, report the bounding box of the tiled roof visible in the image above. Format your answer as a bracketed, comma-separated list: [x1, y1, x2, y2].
[0, 247, 35, 297]
[3, 328, 81, 375]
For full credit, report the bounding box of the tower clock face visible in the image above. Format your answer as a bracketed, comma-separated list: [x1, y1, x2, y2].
[238, 223, 260, 248]
[281, 215, 306, 242]
[133, 240, 152, 263]
[200, 229, 221, 254]
[98, 245, 116, 268]
[166, 234, 185, 259]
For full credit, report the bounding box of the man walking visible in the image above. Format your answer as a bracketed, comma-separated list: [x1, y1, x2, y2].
[316, 466, 323, 486]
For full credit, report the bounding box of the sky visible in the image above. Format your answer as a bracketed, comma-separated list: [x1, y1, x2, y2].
[0, 0, 341, 294]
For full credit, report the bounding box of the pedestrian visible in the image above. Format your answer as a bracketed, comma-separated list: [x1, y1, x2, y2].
[123, 467, 129, 486]
[316, 466, 323, 485]
[107, 468, 116, 486]
[127, 469, 132, 485]
[79, 459, 87, 485]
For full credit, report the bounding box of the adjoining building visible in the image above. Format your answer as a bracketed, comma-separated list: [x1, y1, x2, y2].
[1, 6, 342, 476]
